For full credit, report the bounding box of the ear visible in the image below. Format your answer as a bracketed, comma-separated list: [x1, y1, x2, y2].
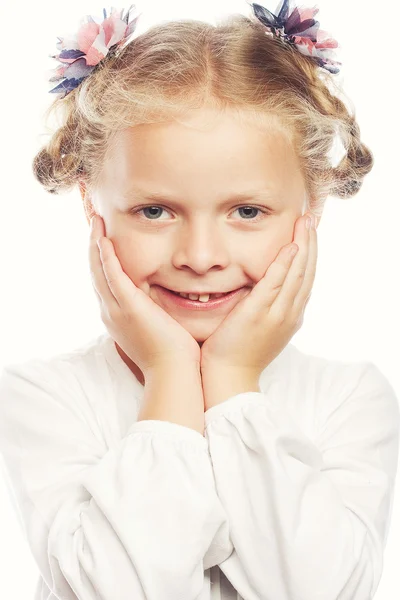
[313, 200, 327, 229]
[78, 180, 96, 225]
[306, 194, 326, 230]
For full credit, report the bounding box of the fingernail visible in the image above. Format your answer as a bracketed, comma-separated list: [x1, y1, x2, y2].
[306, 216, 311, 230]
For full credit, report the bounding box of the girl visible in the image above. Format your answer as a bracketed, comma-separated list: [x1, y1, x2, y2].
[0, 2, 398, 599]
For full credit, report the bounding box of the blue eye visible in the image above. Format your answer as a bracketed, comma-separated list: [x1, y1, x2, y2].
[233, 206, 270, 221]
[133, 206, 170, 220]
[131, 205, 271, 222]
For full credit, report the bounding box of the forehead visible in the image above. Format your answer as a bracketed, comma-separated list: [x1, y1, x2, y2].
[101, 108, 305, 200]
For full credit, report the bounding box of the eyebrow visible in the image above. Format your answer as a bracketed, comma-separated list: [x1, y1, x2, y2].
[121, 188, 282, 207]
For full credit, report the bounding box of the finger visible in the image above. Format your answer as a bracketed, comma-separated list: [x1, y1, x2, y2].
[273, 214, 311, 314]
[249, 242, 299, 312]
[96, 232, 141, 314]
[293, 217, 318, 313]
[89, 216, 119, 310]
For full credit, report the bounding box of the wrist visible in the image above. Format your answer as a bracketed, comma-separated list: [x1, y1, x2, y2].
[145, 359, 201, 381]
[201, 364, 260, 382]
[202, 366, 260, 410]
[140, 360, 204, 436]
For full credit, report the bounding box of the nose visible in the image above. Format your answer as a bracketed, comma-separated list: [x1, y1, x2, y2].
[170, 222, 230, 274]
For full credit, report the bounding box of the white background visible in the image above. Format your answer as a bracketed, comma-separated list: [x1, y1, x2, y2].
[0, 0, 399, 597]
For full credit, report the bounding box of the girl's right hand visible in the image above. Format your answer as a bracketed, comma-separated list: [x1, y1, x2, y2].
[89, 214, 201, 375]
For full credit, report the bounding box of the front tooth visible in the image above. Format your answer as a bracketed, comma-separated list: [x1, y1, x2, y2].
[180, 293, 212, 302]
[177, 292, 216, 302]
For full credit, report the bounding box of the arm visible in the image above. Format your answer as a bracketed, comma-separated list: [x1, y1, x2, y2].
[202, 362, 400, 600]
[0, 360, 233, 600]
[137, 361, 205, 436]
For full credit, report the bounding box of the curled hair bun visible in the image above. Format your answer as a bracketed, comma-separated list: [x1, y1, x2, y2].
[33, 109, 85, 194]
[331, 120, 374, 198]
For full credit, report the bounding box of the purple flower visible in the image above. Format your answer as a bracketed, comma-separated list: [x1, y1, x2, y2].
[248, 0, 342, 74]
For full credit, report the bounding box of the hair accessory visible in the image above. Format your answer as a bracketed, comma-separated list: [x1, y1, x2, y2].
[47, 1, 340, 100]
[48, 4, 141, 99]
[247, 0, 341, 74]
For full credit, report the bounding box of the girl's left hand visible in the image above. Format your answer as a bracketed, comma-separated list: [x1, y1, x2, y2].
[200, 212, 318, 379]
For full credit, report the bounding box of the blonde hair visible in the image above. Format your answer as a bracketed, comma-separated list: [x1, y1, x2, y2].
[33, 14, 373, 218]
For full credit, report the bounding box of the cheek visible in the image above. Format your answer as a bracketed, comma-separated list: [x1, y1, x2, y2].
[245, 232, 292, 282]
[112, 237, 155, 287]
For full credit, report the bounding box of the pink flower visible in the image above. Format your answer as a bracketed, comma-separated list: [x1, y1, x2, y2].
[48, 5, 141, 98]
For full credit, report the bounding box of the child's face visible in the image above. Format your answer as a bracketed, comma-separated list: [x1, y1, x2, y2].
[88, 107, 309, 344]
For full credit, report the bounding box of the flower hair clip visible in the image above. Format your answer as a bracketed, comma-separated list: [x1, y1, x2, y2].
[247, 0, 341, 74]
[47, 1, 340, 100]
[48, 4, 141, 99]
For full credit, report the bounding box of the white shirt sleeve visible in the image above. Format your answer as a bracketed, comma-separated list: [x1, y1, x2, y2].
[204, 361, 400, 600]
[0, 360, 233, 600]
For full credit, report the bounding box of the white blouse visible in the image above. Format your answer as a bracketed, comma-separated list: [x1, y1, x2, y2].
[0, 331, 398, 600]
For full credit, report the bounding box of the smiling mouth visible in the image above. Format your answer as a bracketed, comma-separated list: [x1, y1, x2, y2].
[156, 285, 249, 309]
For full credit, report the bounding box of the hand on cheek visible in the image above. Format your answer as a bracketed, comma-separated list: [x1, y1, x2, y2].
[200, 212, 318, 378]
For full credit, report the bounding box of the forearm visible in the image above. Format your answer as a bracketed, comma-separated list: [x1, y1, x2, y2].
[202, 367, 260, 411]
[137, 362, 205, 436]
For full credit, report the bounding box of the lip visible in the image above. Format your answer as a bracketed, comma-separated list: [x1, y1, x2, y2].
[156, 286, 248, 311]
